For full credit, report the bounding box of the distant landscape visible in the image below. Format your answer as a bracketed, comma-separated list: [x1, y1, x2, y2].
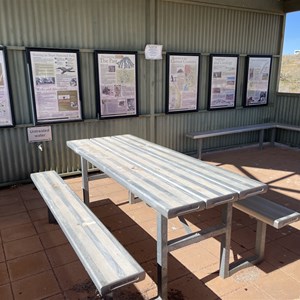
[279, 54, 300, 93]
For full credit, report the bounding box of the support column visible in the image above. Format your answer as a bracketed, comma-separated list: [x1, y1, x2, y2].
[197, 139, 203, 159]
[219, 203, 233, 278]
[81, 157, 89, 205]
[157, 213, 168, 300]
[255, 220, 267, 262]
[259, 129, 265, 149]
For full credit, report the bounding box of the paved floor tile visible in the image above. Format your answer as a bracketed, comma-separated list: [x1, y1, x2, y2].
[4, 236, 43, 260]
[46, 243, 78, 268]
[0, 212, 31, 231]
[0, 146, 300, 299]
[23, 197, 46, 211]
[33, 219, 59, 234]
[0, 262, 10, 285]
[0, 202, 27, 217]
[255, 269, 300, 299]
[1, 222, 37, 242]
[222, 284, 272, 300]
[231, 226, 257, 250]
[53, 261, 89, 291]
[0, 244, 4, 262]
[276, 232, 300, 256]
[7, 251, 51, 281]
[39, 229, 68, 249]
[11, 270, 60, 300]
[169, 273, 218, 300]
[0, 283, 14, 300]
[44, 293, 65, 300]
[28, 207, 48, 222]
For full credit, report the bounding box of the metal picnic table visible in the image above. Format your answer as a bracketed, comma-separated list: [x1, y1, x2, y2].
[67, 134, 268, 300]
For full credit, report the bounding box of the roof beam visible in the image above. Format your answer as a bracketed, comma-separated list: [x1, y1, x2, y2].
[284, 0, 300, 13]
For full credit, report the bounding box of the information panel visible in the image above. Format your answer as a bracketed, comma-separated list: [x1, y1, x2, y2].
[166, 53, 200, 113]
[95, 51, 138, 119]
[0, 47, 14, 127]
[27, 48, 82, 124]
[208, 55, 238, 110]
[244, 56, 272, 107]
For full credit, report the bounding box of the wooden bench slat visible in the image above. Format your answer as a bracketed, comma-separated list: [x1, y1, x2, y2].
[233, 195, 300, 229]
[30, 171, 145, 296]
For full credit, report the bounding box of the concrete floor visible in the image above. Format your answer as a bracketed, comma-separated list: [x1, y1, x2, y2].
[0, 144, 300, 299]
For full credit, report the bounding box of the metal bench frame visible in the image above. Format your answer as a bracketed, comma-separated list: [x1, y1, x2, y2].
[229, 195, 300, 275]
[186, 123, 300, 159]
[30, 171, 145, 299]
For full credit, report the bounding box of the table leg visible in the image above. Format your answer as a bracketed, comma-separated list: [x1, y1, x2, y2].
[81, 157, 90, 205]
[219, 202, 233, 278]
[157, 213, 168, 300]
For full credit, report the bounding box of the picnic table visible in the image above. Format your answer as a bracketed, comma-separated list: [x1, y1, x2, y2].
[67, 134, 268, 300]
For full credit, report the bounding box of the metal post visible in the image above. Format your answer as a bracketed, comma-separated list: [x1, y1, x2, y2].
[197, 139, 203, 160]
[219, 203, 233, 278]
[270, 127, 276, 146]
[48, 208, 57, 224]
[81, 157, 90, 205]
[255, 220, 267, 262]
[157, 213, 168, 300]
[259, 129, 264, 150]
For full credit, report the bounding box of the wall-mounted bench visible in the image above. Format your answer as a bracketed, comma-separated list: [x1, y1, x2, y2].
[186, 123, 300, 159]
[30, 171, 145, 299]
[229, 195, 300, 275]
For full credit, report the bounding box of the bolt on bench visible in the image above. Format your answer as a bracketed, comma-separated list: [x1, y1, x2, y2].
[30, 171, 145, 299]
[186, 123, 300, 159]
[229, 195, 300, 275]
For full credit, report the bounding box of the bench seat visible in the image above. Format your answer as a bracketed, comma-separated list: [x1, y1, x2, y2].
[233, 195, 300, 229]
[230, 195, 300, 275]
[30, 171, 145, 298]
[186, 122, 300, 159]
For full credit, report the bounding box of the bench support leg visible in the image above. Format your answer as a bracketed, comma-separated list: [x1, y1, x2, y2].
[128, 191, 141, 204]
[102, 292, 113, 300]
[255, 220, 267, 262]
[259, 129, 265, 150]
[81, 157, 90, 205]
[157, 213, 168, 300]
[48, 208, 57, 224]
[197, 139, 203, 160]
[270, 128, 276, 146]
[228, 220, 267, 276]
[219, 203, 233, 279]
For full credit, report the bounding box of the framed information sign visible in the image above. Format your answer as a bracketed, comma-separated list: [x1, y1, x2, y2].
[166, 53, 200, 113]
[0, 47, 14, 127]
[208, 54, 238, 110]
[95, 51, 138, 119]
[26, 48, 82, 124]
[244, 56, 272, 107]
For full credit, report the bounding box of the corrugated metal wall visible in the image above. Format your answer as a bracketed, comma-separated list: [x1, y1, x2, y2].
[1, 0, 298, 186]
[274, 94, 300, 147]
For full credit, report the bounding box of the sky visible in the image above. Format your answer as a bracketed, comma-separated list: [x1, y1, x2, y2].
[283, 11, 300, 54]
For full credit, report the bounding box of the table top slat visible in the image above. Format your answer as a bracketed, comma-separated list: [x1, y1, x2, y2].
[108, 135, 268, 199]
[67, 135, 267, 217]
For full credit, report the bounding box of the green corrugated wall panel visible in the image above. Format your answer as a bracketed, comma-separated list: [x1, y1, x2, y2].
[0, 0, 147, 49]
[274, 94, 300, 147]
[1, 0, 299, 186]
[157, 2, 283, 54]
[0, 118, 149, 184]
